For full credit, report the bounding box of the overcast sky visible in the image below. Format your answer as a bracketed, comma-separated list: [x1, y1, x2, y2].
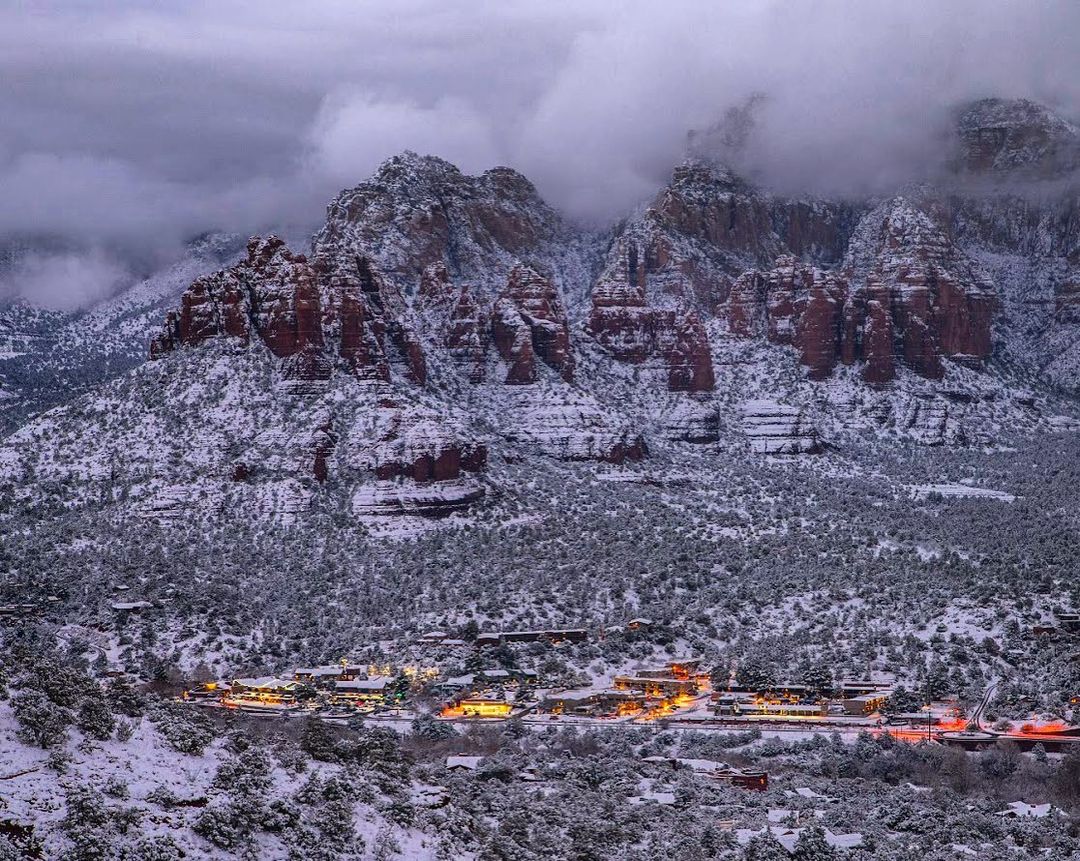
[2, 0, 1079, 306]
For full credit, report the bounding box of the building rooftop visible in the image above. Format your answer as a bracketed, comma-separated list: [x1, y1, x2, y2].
[335, 678, 388, 691]
[233, 677, 299, 691]
[446, 755, 483, 771]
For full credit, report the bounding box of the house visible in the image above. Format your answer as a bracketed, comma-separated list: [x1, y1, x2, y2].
[293, 665, 355, 685]
[636, 658, 703, 681]
[476, 628, 589, 647]
[711, 767, 769, 791]
[712, 692, 759, 715]
[613, 675, 697, 698]
[445, 755, 483, 772]
[542, 688, 645, 716]
[458, 696, 513, 717]
[789, 787, 836, 802]
[629, 790, 677, 806]
[668, 657, 702, 679]
[842, 691, 891, 716]
[646, 757, 770, 791]
[436, 674, 476, 692]
[734, 826, 861, 852]
[185, 681, 231, 700]
[995, 801, 1052, 819]
[110, 600, 154, 612]
[0, 603, 39, 618]
[1056, 612, 1080, 632]
[331, 677, 389, 706]
[748, 701, 828, 718]
[476, 668, 537, 685]
[228, 677, 311, 707]
[838, 677, 895, 697]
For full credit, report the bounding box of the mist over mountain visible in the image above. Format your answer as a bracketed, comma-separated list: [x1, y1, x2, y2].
[2, 1, 1079, 307]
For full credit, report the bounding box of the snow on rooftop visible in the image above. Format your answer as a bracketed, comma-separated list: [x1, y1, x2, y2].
[995, 801, 1051, 818]
[630, 790, 677, 806]
[233, 676, 298, 690]
[445, 755, 482, 770]
[335, 678, 388, 691]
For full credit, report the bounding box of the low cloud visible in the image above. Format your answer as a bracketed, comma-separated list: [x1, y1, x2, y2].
[308, 93, 501, 188]
[0, 247, 131, 312]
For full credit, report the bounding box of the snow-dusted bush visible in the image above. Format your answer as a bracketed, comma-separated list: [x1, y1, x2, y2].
[11, 688, 71, 748]
[149, 701, 213, 755]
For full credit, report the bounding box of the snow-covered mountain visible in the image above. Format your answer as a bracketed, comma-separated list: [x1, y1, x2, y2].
[2, 98, 1079, 524]
[0, 234, 246, 431]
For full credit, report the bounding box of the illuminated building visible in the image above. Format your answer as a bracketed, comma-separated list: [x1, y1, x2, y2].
[330, 677, 389, 706]
[457, 697, 512, 717]
[227, 677, 312, 708]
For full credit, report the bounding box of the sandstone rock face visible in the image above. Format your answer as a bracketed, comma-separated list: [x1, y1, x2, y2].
[311, 152, 564, 295]
[587, 245, 716, 393]
[726, 199, 997, 385]
[954, 98, 1080, 178]
[739, 400, 821, 454]
[499, 386, 647, 464]
[349, 393, 487, 515]
[728, 259, 849, 380]
[152, 237, 333, 383]
[154, 232, 629, 470]
[490, 264, 574, 384]
[246, 237, 325, 359]
[418, 260, 576, 386]
[848, 199, 997, 374]
[491, 295, 537, 384]
[359, 395, 486, 483]
[594, 160, 858, 317]
[665, 311, 716, 392]
[153, 236, 430, 387]
[318, 254, 427, 385]
[443, 284, 489, 383]
[927, 136, 1079, 395]
[861, 289, 896, 385]
[149, 239, 490, 513]
[587, 159, 858, 394]
[661, 396, 720, 443]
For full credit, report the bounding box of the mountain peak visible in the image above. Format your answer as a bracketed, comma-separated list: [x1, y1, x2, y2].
[313, 154, 564, 297]
[953, 97, 1080, 177]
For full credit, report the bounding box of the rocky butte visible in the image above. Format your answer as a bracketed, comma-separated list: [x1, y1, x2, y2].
[57, 96, 1059, 521]
[727, 199, 997, 385]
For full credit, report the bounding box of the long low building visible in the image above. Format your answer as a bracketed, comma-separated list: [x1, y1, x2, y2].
[613, 676, 697, 697]
[331, 677, 390, 705]
[456, 696, 513, 717]
[476, 628, 589, 646]
[542, 688, 646, 716]
[229, 677, 313, 706]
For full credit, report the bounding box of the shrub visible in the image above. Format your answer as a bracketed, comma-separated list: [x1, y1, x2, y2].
[12, 689, 72, 748]
[76, 697, 116, 741]
[149, 702, 213, 755]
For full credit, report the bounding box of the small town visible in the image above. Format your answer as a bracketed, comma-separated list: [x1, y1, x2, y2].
[180, 619, 1080, 755]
